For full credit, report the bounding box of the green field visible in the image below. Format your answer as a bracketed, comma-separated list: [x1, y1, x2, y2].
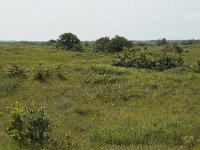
[0, 43, 200, 149]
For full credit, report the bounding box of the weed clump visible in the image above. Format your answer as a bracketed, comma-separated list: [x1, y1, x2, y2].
[34, 64, 51, 82]
[6, 64, 26, 78]
[194, 60, 200, 73]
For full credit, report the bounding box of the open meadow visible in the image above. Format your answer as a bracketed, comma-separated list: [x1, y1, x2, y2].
[0, 43, 200, 149]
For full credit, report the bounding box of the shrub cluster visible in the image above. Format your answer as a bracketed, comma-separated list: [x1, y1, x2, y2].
[6, 103, 51, 149]
[94, 35, 132, 53]
[6, 64, 26, 78]
[34, 64, 66, 82]
[5, 103, 78, 149]
[114, 48, 184, 71]
[34, 64, 51, 82]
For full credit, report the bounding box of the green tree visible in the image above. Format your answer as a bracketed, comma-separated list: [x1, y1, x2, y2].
[94, 37, 110, 53]
[57, 33, 81, 50]
[107, 35, 132, 53]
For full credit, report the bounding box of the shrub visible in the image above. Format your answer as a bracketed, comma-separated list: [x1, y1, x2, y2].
[34, 64, 51, 82]
[157, 38, 168, 46]
[94, 37, 110, 53]
[6, 102, 52, 149]
[107, 35, 133, 53]
[6, 64, 26, 78]
[172, 43, 184, 55]
[113, 48, 184, 71]
[55, 65, 66, 80]
[72, 44, 84, 52]
[194, 60, 200, 73]
[94, 35, 132, 53]
[0, 80, 19, 96]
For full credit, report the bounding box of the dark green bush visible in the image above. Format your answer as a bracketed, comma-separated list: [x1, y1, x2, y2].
[0, 80, 19, 96]
[94, 35, 132, 53]
[34, 65, 51, 82]
[194, 60, 200, 73]
[94, 37, 110, 53]
[6, 103, 78, 149]
[55, 65, 67, 80]
[72, 44, 84, 52]
[6, 65, 26, 78]
[114, 48, 184, 71]
[6, 103, 51, 149]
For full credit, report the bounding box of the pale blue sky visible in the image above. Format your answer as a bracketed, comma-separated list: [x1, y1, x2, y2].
[0, 0, 200, 41]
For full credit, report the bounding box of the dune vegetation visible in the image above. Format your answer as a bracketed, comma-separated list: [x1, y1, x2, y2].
[0, 38, 200, 149]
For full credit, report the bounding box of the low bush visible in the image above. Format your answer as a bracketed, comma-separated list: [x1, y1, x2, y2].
[0, 80, 19, 96]
[114, 48, 184, 71]
[34, 64, 51, 82]
[6, 102, 51, 149]
[6, 102, 78, 149]
[55, 65, 67, 80]
[72, 44, 84, 52]
[6, 64, 26, 78]
[194, 60, 200, 73]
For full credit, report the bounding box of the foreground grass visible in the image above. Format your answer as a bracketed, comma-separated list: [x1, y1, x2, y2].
[0, 44, 200, 149]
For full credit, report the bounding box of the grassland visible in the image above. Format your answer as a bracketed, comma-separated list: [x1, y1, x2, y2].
[0, 43, 200, 149]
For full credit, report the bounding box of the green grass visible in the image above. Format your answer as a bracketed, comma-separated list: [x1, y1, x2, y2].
[0, 43, 200, 149]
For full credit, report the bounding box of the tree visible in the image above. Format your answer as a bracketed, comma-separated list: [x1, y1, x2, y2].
[107, 35, 133, 53]
[94, 37, 110, 53]
[57, 33, 81, 50]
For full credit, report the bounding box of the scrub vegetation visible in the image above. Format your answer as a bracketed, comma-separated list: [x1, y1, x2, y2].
[0, 34, 200, 149]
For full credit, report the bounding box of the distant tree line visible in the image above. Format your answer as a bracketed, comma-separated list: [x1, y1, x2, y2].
[47, 32, 200, 55]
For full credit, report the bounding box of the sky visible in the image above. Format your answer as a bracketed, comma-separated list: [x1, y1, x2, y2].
[0, 0, 200, 41]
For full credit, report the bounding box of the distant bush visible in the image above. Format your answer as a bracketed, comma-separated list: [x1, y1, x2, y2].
[72, 44, 84, 52]
[6, 64, 26, 78]
[94, 35, 132, 53]
[161, 44, 184, 55]
[94, 37, 110, 53]
[47, 39, 57, 45]
[156, 38, 168, 46]
[114, 48, 184, 71]
[57, 32, 82, 51]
